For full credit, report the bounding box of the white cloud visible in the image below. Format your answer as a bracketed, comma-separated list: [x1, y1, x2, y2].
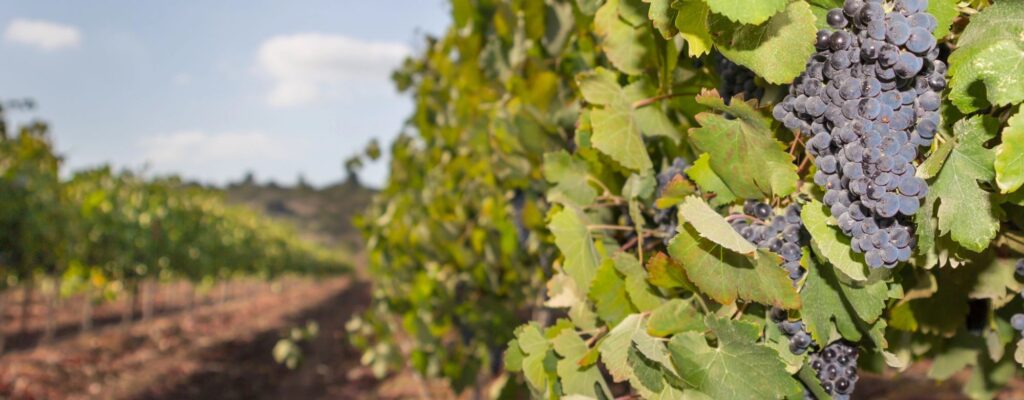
[138, 131, 295, 177]
[4, 18, 81, 51]
[257, 33, 411, 107]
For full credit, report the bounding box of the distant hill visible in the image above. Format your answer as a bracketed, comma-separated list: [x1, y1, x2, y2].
[220, 178, 375, 251]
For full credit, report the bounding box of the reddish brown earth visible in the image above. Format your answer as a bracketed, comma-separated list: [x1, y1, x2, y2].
[1, 277, 1021, 400]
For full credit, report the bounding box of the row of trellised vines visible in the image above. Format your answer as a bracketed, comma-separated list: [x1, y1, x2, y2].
[353, 0, 1024, 399]
[0, 111, 347, 352]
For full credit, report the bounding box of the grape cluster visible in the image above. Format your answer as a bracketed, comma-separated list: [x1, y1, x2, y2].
[731, 201, 808, 284]
[713, 53, 764, 104]
[772, 0, 945, 269]
[809, 341, 860, 399]
[730, 200, 816, 355]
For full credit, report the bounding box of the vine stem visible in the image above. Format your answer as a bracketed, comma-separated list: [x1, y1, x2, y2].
[796, 153, 812, 176]
[725, 214, 756, 223]
[787, 134, 803, 158]
[588, 224, 635, 232]
[631, 91, 696, 109]
[691, 294, 710, 314]
[585, 326, 609, 347]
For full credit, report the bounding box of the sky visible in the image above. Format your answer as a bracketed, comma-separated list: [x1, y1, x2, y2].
[0, 1, 451, 188]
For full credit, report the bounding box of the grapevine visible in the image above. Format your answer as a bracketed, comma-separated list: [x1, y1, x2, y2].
[356, 0, 1024, 399]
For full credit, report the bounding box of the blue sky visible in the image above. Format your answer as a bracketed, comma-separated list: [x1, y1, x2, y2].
[0, 1, 451, 188]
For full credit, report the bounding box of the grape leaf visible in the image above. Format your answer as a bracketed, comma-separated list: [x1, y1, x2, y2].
[688, 90, 799, 199]
[646, 251, 694, 291]
[552, 329, 613, 398]
[668, 219, 801, 309]
[995, 110, 1024, 194]
[806, 0, 843, 30]
[801, 250, 887, 345]
[592, 106, 655, 171]
[948, 0, 1024, 113]
[648, 299, 705, 337]
[667, 317, 804, 400]
[590, 259, 638, 325]
[618, 0, 649, 27]
[708, 1, 817, 84]
[544, 151, 598, 206]
[550, 208, 601, 293]
[801, 199, 869, 281]
[623, 80, 684, 141]
[655, 175, 697, 209]
[918, 135, 955, 180]
[675, 0, 713, 57]
[928, 0, 958, 39]
[613, 252, 664, 311]
[595, 0, 653, 76]
[702, 0, 786, 25]
[1016, 338, 1024, 366]
[644, 0, 678, 38]
[628, 347, 687, 398]
[892, 265, 978, 336]
[677, 195, 757, 256]
[925, 116, 1001, 252]
[577, 67, 622, 106]
[505, 339, 525, 372]
[686, 153, 738, 206]
[928, 334, 985, 380]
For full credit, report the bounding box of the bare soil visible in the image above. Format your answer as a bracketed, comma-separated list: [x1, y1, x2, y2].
[1, 277, 1022, 400]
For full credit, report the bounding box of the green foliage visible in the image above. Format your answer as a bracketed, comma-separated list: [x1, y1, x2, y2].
[359, 0, 1024, 398]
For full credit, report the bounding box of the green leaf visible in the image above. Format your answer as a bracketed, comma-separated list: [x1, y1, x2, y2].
[613, 252, 664, 311]
[667, 317, 804, 399]
[928, 0, 958, 39]
[623, 171, 657, 200]
[675, 0, 713, 57]
[647, 298, 705, 337]
[644, 0, 678, 38]
[686, 153, 738, 206]
[600, 314, 644, 383]
[595, 0, 653, 76]
[995, 110, 1024, 194]
[623, 80, 684, 141]
[688, 90, 799, 199]
[708, 1, 817, 84]
[1016, 338, 1024, 366]
[577, 68, 622, 106]
[801, 250, 887, 345]
[678, 195, 757, 256]
[646, 251, 694, 291]
[801, 199, 868, 281]
[550, 208, 601, 293]
[590, 259, 638, 325]
[806, 0, 843, 30]
[668, 220, 801, 309]
[506, 339, 525, 372]
[925, 116, 1001, 252]
[948, 0, 1024, 113]
[544, 151, 599, 206]
[928, 334, 984, 380]
[655, 174, 697, 209]
[918, 135, 955, 180]
[702, 0, 786, 25]
[591, 105, 655, 171]
[552, 329, 612, 398]
[517, 323, 551, 355]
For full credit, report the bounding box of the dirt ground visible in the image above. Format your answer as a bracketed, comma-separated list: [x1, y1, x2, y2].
[0, 276, 1021, 400]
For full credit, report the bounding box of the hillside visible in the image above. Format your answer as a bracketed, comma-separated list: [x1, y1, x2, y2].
[221, 177, 376, 251]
